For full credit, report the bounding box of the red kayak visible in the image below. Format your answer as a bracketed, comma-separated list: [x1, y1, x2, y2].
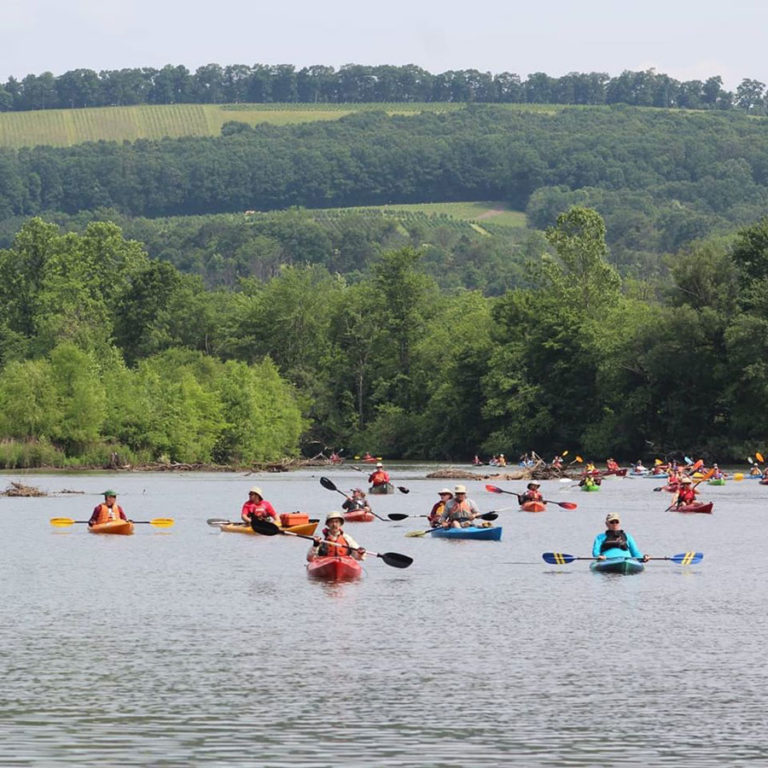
[343, 510, 375, 522]
[760, 479, 768, 486]
[674, 502, 713, 514]
[307, 555, 362, 581]
[603, 468, 628, 477]
[520, 500, 546, 513]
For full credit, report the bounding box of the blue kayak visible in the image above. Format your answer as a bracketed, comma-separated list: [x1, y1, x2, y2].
[590, 557, 645, 575]
[430, 526, 502, 541]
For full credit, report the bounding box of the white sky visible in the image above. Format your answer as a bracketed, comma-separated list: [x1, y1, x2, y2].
[3, 0, 765, 91]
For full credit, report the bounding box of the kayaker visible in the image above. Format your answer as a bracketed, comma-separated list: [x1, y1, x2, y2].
[240, 486, 278, 525]
[578, 474, 600, 488]
[428, 488, 453, 527]
[634, 460, 646, 473]
[672, 476, 699, 507]
[342, 488, 372, 517]
[711, 464, 724, 479]
[551, 455, 564, 469]
[440, 485, 481, 528]
[593, 513, 649, 562]
[307, 511, 365, 561]
[520, 481, 543, 504]
[367, 462, 390, 488]
[606, 457, 620, 473]
[88, 490, 127, 527]
[498, 453, 507, 467]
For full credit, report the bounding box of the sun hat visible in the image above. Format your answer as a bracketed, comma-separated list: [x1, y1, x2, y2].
[605, 512, 621, 523]
[103, 490, 117, 497]
[680, 476, 693, 484]
[527, 481, 541, 488]
[249, 486, 263, 497]
[454, 484, 467, 494]
[438, 488, 453, 496]
[376, 462, 383, 467]
[325, 510, 345, 523]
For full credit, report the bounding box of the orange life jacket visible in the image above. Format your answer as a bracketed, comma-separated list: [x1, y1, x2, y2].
[94, 503, 124, 524]
[368, 470, 389, 486]
[318, 531, 353, 557]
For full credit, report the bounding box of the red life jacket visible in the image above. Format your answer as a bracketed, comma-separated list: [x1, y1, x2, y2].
[677, 487, 697, 504]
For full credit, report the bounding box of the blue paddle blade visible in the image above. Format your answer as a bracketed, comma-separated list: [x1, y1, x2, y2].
[670, 551, 703, 565]
[542, 552, 576, 564]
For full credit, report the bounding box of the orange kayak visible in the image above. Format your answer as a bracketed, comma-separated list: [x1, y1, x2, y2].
[520, 501, 546, 513]
[343, 510, 375, 522]
[307, 555, 362, 581]
[88, 519, 134, 535]
[219, 520, 319, 536]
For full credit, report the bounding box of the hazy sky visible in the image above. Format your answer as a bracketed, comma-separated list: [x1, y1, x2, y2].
[4, 0, 766, 91]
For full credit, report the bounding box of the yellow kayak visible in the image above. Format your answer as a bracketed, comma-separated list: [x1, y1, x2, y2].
[88, 519, 135, 535]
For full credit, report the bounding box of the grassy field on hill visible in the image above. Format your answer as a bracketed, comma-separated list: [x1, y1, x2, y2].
[0, 102, 561, 149]
[332, 201, 527, 230]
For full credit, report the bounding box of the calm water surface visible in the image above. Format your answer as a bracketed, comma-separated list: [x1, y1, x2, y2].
[1, 466, 767, 766]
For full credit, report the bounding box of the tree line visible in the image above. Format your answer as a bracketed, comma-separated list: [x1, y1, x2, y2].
[0, 209, 766, 466]
[2, 63, 768, 113]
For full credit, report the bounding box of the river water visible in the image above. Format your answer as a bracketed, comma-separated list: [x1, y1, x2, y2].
[1, 465, 766, 766]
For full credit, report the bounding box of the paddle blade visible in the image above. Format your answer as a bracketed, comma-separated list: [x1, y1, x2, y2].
[485, 484, 504, 494]
[690, 459, 704, 472]
[49, 517, 76, 526]
[250, 519, 281, 536]
[206, 518, 230, 527]
[147, 518, 175, 527]
[557, 501, 578, 510]
[480, 511, 499, 521]
[575, 456, 583, 463]
[388, 513, 410, 520]
[670, 551, 703, 565]
[405, 530, 428, 537]
[758, 452, 765, 463]
[320, 476, 337, 492]
[397, 486, 410, 494]
[562, 450, 569, 457]
[542, 552, 576, 564]
[734, 473, 744, 481]
[378, 552, 413, 568]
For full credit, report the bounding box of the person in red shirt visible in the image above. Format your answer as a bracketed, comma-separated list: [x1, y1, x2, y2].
[88, 490, 127, 527]
[367, 462, 390, 488]
[240, 486, 278, 525]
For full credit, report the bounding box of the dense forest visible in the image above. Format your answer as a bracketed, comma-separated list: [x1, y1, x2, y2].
[2, 63, 768, 113]
[1, 86, 768, 466]
[0, 207, 767, 466]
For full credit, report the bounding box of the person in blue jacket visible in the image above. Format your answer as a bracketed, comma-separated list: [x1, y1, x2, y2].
[592, 512, 649, 561]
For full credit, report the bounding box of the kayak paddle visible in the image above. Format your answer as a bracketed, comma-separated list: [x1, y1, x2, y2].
[388, 510, 498, 522]
[49, 517, 174, 527]
[542, 551, 702, 565]
[319, 476, 389, 520]
[249, 518, 413, 568]
[484, 484, 578, 509]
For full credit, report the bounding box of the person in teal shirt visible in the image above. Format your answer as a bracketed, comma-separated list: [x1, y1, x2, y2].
[592, 512, 649, 561]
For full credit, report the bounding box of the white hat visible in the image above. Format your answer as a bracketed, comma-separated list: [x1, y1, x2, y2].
[249, 486, 263, 497]
[376, 462, 383, 467]
[325, 510, 345, 523]
[438, 488, 453, 496]
[454, 484, 467, 494]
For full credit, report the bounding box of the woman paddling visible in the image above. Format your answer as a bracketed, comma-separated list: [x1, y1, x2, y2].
[672, 476, 699, 508]
[427, 488, 453, 528]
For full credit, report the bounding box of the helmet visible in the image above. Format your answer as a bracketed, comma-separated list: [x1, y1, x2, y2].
[325, 510, 345, 523]
[249, 486, 263, 497]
